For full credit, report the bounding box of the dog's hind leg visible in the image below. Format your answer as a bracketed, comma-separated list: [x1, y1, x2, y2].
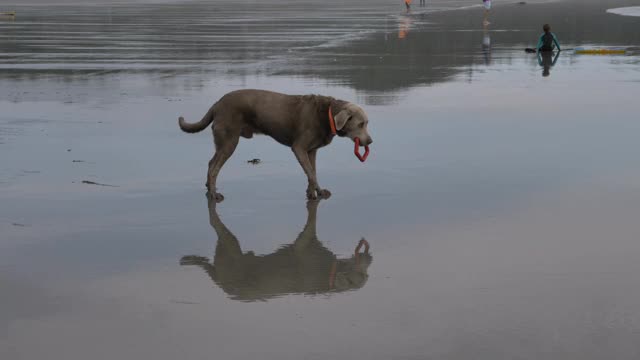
[309, 149, 317, 172]
[206, 124, 240, 202]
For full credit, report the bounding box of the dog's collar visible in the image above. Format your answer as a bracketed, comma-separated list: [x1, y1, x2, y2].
[328, 106, 337, 136]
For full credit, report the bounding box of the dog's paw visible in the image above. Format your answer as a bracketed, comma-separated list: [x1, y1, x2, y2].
[306, 189, 318, 200]
[318, 189, 332, 199]
[306, 187, 331, 200]
[207, 190, 225, 203]
[213, 192, 225, 203]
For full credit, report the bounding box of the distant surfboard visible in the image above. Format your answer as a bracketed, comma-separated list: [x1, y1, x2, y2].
[574, 47, 626, 55]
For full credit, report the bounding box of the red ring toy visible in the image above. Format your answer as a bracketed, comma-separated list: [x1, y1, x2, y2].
[354, 138, 370, 162]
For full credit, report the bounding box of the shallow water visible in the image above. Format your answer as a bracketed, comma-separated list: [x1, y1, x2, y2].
[2, 0, 640, 359]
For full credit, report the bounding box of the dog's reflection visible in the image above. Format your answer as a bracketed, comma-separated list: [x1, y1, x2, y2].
[180, 196, 372, 302]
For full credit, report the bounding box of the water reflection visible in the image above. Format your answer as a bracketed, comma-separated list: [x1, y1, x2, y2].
[2, 1, 640, 104]
[482, 21, 492, 65]
[538, 51, 560, 77]
[180, 196, 372, 302]
[0, 14, 15, 22]
[398, 14, 412, 39]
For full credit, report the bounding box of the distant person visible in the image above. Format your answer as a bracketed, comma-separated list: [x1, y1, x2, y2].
[483, 0, 491, 25]
[537, 23, 561, 52]
[420, 0, 426, 6]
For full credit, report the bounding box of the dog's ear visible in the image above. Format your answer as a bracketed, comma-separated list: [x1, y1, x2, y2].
[333, 109, 351, 131]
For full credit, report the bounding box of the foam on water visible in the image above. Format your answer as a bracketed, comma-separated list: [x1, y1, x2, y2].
[607, 6, 640, 17]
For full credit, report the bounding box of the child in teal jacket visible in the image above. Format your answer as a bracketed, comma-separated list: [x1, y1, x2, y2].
[537, 24, 561, 52]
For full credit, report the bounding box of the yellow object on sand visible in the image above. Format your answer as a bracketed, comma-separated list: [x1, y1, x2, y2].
[0, 11, 16, 16]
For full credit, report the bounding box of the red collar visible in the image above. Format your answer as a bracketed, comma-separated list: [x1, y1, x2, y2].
[328, 106, 337, 135]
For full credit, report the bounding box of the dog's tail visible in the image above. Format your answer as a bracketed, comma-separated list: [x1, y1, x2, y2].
[178, 105, 215, 133]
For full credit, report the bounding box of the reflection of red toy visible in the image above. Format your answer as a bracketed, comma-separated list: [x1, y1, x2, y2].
[329, 238, 371, 288]
[354, 138, 370, 162]
[355, 238, 370, 265]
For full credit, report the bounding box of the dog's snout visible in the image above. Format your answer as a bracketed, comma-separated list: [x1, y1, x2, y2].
[366, 138, 373, 146]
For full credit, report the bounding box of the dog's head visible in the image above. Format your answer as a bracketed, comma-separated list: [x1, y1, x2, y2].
[331, 252, 373, 292]
[331, 101, 373, 146]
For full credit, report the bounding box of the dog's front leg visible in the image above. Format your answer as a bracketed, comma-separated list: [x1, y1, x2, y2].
[308, 149, 317, 172]
[293, 146, 330, 200]
[308, 149, 332, 199]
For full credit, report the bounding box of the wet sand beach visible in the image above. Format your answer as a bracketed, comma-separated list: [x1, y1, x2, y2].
[2, 0, 640, 359]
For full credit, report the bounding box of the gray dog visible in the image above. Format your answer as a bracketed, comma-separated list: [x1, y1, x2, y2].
[178, 89, 373, 201]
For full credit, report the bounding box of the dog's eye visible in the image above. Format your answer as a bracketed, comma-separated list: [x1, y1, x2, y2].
[358, 123, 364, 128]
